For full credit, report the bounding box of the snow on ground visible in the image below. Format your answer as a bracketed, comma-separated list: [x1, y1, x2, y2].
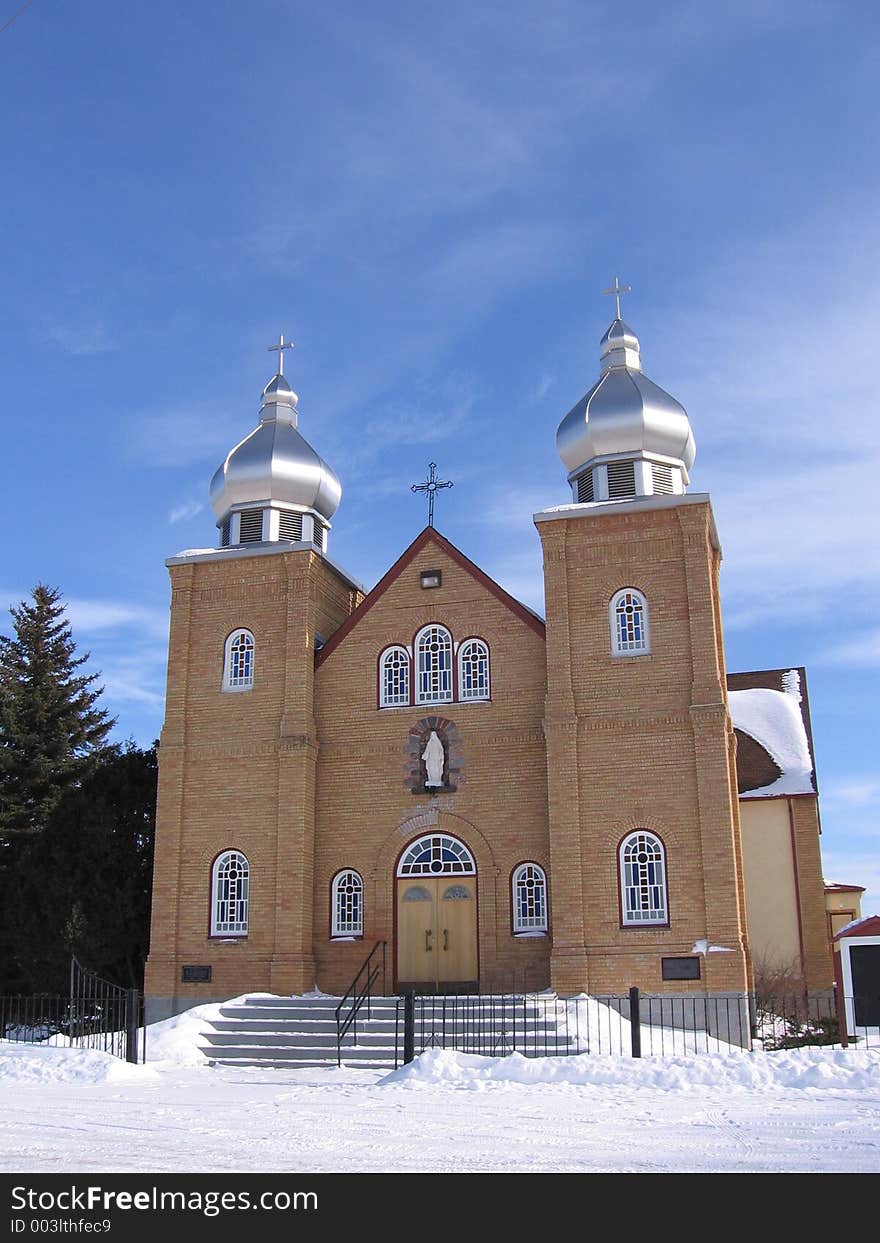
[1, 1017, 879, 1173]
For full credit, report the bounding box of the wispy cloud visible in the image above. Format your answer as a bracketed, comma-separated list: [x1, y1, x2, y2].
[169, 499, 204, 525]
[819, 630, 880, 668]
[65, 598, 169, 642]
[128, 401, 246, 469]
[47, 322, 113, 356]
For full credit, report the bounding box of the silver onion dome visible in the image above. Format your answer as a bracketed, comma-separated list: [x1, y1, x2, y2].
[556, 308, 695, 503]
[210, 366, 341, 548]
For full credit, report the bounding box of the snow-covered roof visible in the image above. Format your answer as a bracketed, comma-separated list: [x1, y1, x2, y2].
[728, 669, 815, 799]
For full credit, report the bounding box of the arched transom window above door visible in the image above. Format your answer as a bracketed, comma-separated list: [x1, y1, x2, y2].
[397, 833, 476, 877]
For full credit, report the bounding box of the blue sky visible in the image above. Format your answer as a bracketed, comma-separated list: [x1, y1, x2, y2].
[1, 1, 877, 914]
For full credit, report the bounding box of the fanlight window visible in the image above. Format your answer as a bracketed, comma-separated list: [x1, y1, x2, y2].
[415, 625, 453, 704]
[223, 628, 255, 690]
[512, 863, 548, 933]
[458, 638, 490, 701]
[379, 646, 410, 707]
[211, 850, 249, 936]
[331, 869, 363, 937]
[610, 589, 649, 656]
[620, 831, 667, 925]
[398, 834, 476, 877]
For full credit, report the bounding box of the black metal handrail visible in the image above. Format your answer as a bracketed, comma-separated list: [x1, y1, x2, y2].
[334, 941, 387, 1066]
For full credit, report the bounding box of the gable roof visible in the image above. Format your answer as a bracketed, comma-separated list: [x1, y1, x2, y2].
[726, 667, 817, 799]
[316, 526, 545, 668]
[833, 914, 880, 941]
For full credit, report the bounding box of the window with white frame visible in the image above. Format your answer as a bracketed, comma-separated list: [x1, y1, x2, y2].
[415, 624, 453, 704]
[512, 863, 548, 933]
[620, 831, 667, 925]
[379, 645, 410, 707]
[397, 834, 476, 876]
[223, 628, 255, 690]
[458, 638, 490, 701]
[610, 588, 649, 656]
[211, 850, 249, 936]
[331, 869, 363, 937]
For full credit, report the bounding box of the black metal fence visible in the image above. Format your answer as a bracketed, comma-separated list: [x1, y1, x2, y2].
[394, 989, 878, 1066]
[0, 957, 144, 1063]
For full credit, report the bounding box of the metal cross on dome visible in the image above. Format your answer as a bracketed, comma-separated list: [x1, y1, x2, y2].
[411, 462, 453, 528]
[602, 277, 632, 320]
[267, 333, 295, 375]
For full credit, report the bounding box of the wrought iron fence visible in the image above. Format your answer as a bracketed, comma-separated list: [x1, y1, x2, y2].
[394, 989, 878, 1066]
[0, 957, 144, 1063]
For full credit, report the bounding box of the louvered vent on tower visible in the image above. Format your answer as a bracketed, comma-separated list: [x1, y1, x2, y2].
[312, 520, 325, 551]
[220, 518, 231, 547]
[651, 463, 675, 495]
[238, 508, 263, 543]
[607, 460, 636, 499]
[577, 471, 594, 503]
[278, 511, 303, 542]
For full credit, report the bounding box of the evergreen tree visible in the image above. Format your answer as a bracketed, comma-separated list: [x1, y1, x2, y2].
[0, 584, 114, 838]
[3, 743, 157, 992]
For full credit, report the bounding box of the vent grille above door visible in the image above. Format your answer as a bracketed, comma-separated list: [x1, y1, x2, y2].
[607, 460, 636, 499]
[278, 511, 303, 541]
[238, 508, 263, 543]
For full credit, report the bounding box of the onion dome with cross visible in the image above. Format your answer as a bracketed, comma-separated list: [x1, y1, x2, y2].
[556, 280, 696, 504]
[210, 334, 342, 553]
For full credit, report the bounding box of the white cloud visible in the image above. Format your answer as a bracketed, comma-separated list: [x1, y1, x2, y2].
[65, 599, 169, 642]
[169, 499, 204, 525]
[819, 630, 880, 668]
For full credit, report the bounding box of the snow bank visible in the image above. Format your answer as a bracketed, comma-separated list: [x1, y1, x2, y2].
[0, 1041, 157, 1085]
[381, 1046, 880, 1093]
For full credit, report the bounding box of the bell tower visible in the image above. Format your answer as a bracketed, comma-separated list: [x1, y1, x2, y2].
[145, 338, 362, 1021]
[536, 285, 750, 1002]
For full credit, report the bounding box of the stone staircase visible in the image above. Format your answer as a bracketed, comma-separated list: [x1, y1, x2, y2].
[199, 993, 576, 1070]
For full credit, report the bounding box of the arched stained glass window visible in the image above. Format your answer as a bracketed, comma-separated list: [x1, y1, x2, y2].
[379, 646, 410, 707]
[620, 831, 667, 925]
[512, 863, 548, 933]
[223, 628, 255, 690]
[331, 869, 363, 937]
[397, 834, 476, 877]
[458, 638, 490, 701]
[610, 589, 649, 656]
[415, 625, 453, 704]
[211, 850, 250, 935]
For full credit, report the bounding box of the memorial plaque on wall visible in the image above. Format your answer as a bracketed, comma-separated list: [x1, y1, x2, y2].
[181, 964, 212, 983]
[661, 956, 701, 981]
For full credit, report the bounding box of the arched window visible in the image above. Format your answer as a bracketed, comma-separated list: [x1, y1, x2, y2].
[458, 638, 490, 701]
[512, 863, 548, 933]
[223, 629, 255, 690]
[610, 589, 649, 656]
[379, 646, 410, 707]
[397, 833, 476, 876]
[620, 831, 667, 925]
[211, 850, 249, 936]
[414, 624, 453, 704]
[331, 869, 363, 937]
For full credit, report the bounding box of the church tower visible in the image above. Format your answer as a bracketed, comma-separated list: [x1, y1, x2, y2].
[535, 284, 751, 1001]
[144, 341, 362, 1021]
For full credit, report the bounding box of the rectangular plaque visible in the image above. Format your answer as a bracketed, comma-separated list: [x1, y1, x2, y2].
[661, 956, 701, 981]
[181, 964, 212, 983]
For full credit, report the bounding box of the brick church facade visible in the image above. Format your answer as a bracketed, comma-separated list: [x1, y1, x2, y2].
[145, 308, 834, 1021]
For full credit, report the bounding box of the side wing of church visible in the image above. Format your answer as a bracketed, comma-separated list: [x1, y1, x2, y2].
[144, 301, 836, 1022]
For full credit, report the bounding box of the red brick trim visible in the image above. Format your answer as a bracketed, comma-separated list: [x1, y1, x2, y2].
[315, 527, 545, 668]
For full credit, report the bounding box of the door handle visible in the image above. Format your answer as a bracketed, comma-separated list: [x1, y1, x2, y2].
[425, 929, 432, 952]
[443, 929, 448, 951]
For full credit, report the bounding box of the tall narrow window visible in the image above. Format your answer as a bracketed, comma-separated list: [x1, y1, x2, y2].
[379, 646, 410, 707]
[331, 869, 363, 937]
[211, 850, 249, 936]
[512, 863, 548, 933]
[223, 629, 255, 691]
[620, 831, 667, 925]
[610, 588, 649, 656]
[415, 624, 453, 704]
[458, 638, 490, 701]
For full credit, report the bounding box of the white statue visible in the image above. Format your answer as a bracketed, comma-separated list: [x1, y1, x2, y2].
[422, 730, 445, 788]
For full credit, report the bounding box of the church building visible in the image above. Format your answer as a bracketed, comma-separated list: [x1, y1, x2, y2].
[145, 294, 835, 1022]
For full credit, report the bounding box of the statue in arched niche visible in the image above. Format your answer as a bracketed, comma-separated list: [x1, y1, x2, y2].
[421, 730, 445, 788]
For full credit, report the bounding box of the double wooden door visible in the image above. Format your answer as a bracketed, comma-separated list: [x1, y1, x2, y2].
[397, 877, 477, 991]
